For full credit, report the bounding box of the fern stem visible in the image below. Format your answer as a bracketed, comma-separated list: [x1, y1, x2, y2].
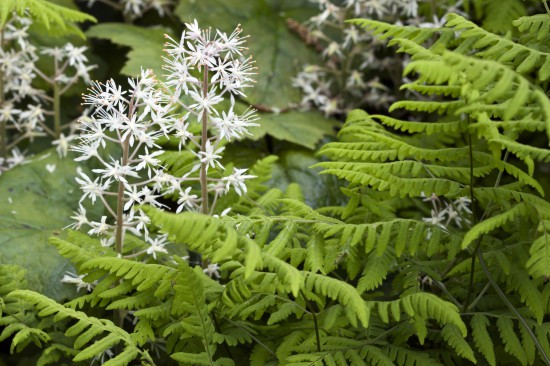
[544, 0, 550, 15]
[477, 250, 550, 366]
[466, 281, 490, 311]
[300, 289, 322, 353]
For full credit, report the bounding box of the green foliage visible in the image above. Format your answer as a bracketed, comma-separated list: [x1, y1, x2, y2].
[248, 109, 338, 150]
[0, 0, 96, 37]
[86, 23, 172, 77]
[0, 150, 101, 301]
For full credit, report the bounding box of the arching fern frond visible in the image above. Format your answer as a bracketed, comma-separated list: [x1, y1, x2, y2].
[6, 290, 153, 365]
[514, 14, 550, 41]
[0, 0, 96, 37]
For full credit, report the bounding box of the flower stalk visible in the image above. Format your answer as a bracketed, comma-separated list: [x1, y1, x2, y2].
[200, 64, 210, 215]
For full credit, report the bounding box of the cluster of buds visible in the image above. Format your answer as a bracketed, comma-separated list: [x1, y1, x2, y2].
[82, 0, 173, 19]
[292, 0, 464, 117]
[0, 13, 95, 174]
[69, 20, 258, 260]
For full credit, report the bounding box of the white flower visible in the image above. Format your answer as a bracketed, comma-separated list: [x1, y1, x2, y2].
[203, 263, 220, 279]
[211, 107, 258, 141]
[100, 237, 115, 247]
[88, 216, 111, 235]
[176, 187, 199, 213]
[61, 272, 95, 292]
[222, 167, 256, 196]
[146, 235, 168, 259]
[52, 133, 76, 157]
[422, 209, 448, 231]
[454, 196, 472, 215]
[92, 158, 139, 183]
[196, 140, 225, 171]
[67, 204, 89, 230]
[75, 172, 111, 204]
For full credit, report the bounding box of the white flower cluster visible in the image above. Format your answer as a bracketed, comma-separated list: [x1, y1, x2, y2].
[421, 192, 472, 232]
[82, 0, 173, 19]
[0, 13, 95, 170]
[292, 0, 463, 116]
[70, 20, 258, 258]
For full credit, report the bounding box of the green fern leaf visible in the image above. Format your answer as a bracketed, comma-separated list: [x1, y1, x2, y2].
[383, 345, 443, 366]
[402, 293, 468, 336]
[497, 317, 528, 365]
[304, 272, 369, 327]
[441, 324, 477, 363]
[357, 250, 394, 293]
[462, 203, 528, 249]
[514, 14, 550, 41]
[508, 268, 545, 324]
[526, 228, 550, 279]
[0, 0, 96, 37]
[471, 314, 496, 366]
[101, 346, 140, 366]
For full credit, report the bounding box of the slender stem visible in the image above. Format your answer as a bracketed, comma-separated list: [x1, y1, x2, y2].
[115, 138, 130, 255]
[53, 59, 62, 138]
[300, 290, 321, 352]
[463, 117, 479, 312]
[0, 26, 7, 161]
[115, 96, 135, 254]
[544, 0, 550, 15]
[477, 251, 550, 365]
[200, 65, 209, 216]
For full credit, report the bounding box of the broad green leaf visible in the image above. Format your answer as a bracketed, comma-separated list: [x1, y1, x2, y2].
[249, 110, 338, 150]
[86, 23, 172, 77]
[271, 150, 347, 208]
[0, 150, 100, 301]
[175, 0, 318, 108]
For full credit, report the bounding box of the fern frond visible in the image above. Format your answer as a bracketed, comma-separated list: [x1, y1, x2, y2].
[349, 18, 444, 45]
[526, 223, 550, 279]
[383, 345, 443, 366]
[445, 13, 550, 81]
[7, 290, 152, 364]
[375, 115, 466, 135]
[441, 323, 477, 363]
[461, 202, 528, 249]
[304, 272, 369, 327]
[357, 250, 394, 293]
[402, 293, 467, 336]
[471, 314, 496, 366]
[171, 261, 217, 364]
[497, 317, 528, 365]
[507, 268, 545, 324]
[514, 14, 550, 41]
[0, 0, 96, 37]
